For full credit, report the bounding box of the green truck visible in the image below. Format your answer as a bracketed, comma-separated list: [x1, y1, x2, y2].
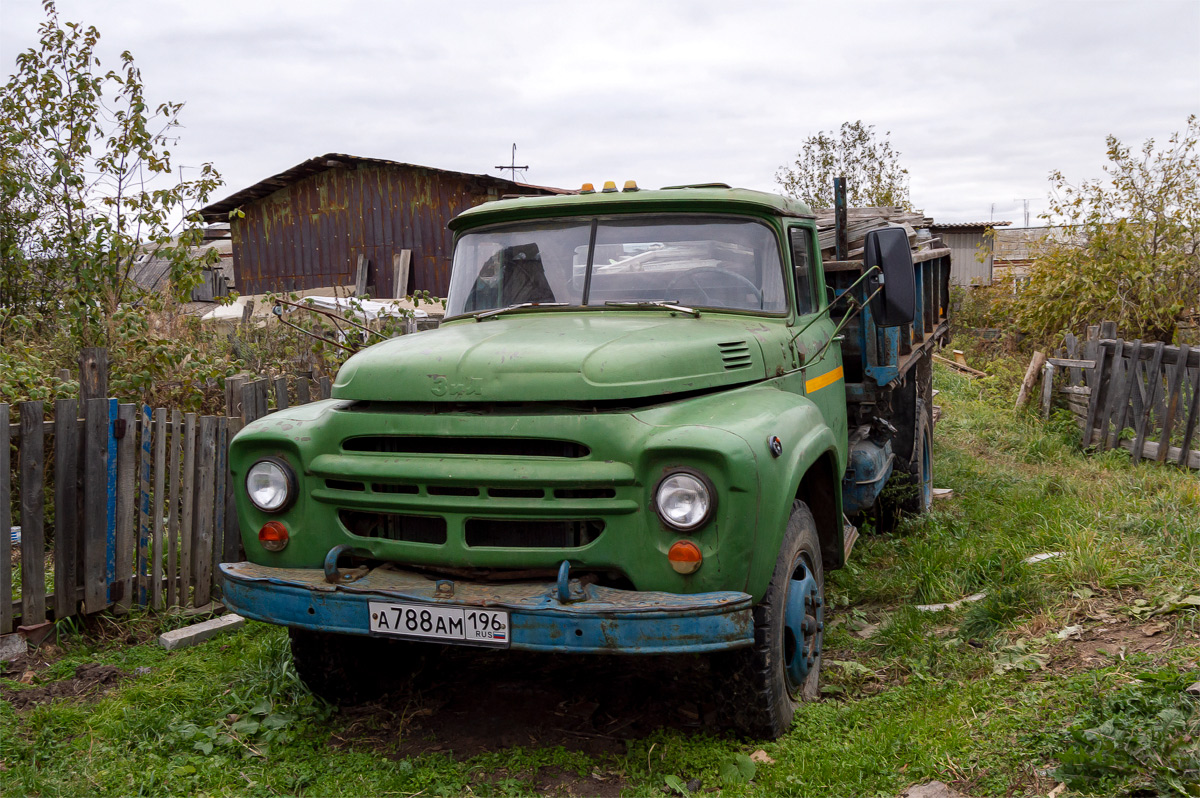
[219, 181, 951, 738]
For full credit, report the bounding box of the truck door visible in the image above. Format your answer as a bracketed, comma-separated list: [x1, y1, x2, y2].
[787, 226, 847, 451]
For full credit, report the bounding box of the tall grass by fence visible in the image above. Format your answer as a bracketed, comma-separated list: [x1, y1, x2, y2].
[1042, 322, 1200, 469]
[4, 354, 332, 634]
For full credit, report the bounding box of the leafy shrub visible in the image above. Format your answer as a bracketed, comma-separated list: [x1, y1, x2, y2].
[1055, 668, 1200, 796]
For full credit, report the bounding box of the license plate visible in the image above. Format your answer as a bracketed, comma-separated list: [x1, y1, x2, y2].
[368, 601, 510, 647]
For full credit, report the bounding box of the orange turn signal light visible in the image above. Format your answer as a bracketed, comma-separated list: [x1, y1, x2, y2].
[259, 521, 289, 552]
[668, 540, 702, 574]
[580, 182, 595, 193]
[601, 180, 618, 193]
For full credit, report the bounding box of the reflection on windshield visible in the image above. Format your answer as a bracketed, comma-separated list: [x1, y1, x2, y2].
[446, 216, 787, 316]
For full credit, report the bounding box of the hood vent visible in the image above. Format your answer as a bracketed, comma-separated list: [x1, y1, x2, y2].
[717, 341, 753, 370]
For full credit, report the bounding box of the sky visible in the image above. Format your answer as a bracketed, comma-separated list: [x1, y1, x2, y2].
[2, 0, 1198, 225]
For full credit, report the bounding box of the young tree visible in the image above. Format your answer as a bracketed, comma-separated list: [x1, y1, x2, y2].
[1013, 116, 1200, 343]
[775, 121, 910, 210]
[0, 0, 222, 346]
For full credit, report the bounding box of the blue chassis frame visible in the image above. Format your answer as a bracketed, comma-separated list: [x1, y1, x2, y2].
[220, 563, 755, 655]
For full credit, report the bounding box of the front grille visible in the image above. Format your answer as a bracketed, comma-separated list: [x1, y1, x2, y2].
[465, 519, 604, 548]
[718, 340, 753, 370]
[340, 510, 447, 544]
[342, 436, 589, 458]
[554, 487, 616, 499]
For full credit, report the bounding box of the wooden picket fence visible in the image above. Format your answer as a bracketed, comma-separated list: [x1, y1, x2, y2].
[3, 363, 333, 634]
[1040, 322, 1200, 469]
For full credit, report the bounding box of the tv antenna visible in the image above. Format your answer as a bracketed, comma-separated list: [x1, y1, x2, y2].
[1013, 197, 1037, 227]
[495, 143, 528, 182]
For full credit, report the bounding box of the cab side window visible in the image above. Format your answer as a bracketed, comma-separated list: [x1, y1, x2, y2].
[789, 227, 815, 315]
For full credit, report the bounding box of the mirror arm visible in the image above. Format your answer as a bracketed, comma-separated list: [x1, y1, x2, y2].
[804, 285, 884, 369]
[790, 264, 879, 344]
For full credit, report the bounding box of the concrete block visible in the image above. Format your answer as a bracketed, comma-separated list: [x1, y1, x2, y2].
[0, 633, 28, 663]
[158, 613, 245, 651]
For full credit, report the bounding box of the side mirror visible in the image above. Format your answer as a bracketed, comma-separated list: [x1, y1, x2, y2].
[864, 227, 915, 327]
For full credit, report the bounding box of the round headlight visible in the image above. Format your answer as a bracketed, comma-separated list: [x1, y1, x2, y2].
[246, 458, 295, 513]
[654, 471, 714, 531]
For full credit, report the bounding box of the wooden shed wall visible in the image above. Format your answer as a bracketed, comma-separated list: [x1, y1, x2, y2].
[231, 164, 503, 298]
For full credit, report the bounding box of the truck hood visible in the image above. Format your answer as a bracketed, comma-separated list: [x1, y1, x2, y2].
[332, 313, 772, 403]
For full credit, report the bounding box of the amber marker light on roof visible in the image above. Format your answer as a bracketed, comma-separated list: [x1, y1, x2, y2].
[667, 540, 703, 574]
[601, 180, 618, 193]
[580, 183, 595, 193]
[623, 180, 639, 192]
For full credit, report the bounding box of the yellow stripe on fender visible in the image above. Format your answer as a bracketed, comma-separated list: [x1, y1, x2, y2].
[805, 365, 844, 394]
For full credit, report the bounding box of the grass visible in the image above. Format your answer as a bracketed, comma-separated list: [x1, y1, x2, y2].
[2, 352, 1199, 796]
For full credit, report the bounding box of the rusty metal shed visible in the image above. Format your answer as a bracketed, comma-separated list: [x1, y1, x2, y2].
[199, 154, 566, 298]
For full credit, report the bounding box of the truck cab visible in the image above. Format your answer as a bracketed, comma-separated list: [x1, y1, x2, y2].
[219, 183, 950, 738]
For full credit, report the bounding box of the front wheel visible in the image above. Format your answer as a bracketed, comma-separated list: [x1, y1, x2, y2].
[718, 501, 824, 739]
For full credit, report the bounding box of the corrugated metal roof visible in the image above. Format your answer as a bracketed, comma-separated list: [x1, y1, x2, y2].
[199, 153, 570, 222]
[931, 221, 1013, 230]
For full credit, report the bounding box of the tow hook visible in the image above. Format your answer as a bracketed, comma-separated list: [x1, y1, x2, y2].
[555, 560, 586, 604]
[323, 545, 370, 584]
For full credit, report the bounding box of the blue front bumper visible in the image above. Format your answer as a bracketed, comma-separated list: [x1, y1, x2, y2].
[219, 561, 755, 654]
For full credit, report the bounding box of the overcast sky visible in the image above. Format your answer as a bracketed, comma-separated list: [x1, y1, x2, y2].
[2, 0, 1198, 224]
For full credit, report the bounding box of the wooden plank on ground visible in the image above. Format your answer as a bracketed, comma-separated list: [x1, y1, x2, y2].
[136, 406, 152, 607]
[1118, 438, 1200, 470]
[82, 398, 110, 613]
[152, 408, 167, 610]
[1157, 344, 1191, 464]
[193, 416, 217, 607]
[180, 413, 197, 605]
[53, 398, 79, 620]
[1131, 342, 1165, 465]
[20, 402, 46, 625]
[167, 410, 182, 607]
[0, 406, 10, 634]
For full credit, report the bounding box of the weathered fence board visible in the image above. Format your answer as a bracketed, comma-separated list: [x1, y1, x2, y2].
[167, 410, 182, 607]
[1055, 324, 1200, 471]
[53, 398, 79, 620]
[115, 404, 137, 609]
[20, 402, 46, 625]
[5, 361, 338, 628]
[136, 406, 153, 607]
[0, 406, 9, 634]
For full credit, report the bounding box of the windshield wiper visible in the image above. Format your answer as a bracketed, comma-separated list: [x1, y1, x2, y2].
[603, 300, 700, 317]
[473, 302, 568, 321]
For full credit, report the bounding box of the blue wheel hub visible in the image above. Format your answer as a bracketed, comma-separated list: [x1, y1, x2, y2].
[783, 562, 822, 688]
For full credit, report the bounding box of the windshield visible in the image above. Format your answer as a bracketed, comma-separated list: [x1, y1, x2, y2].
[445, 216, 787, 316]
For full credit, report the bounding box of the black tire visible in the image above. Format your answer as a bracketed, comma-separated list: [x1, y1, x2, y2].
[896, 397, 933, 515]
[717, 501, 824, 739]
[289, 628, 431, 704]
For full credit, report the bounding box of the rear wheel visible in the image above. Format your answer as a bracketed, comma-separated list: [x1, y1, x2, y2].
[718, 501, 824, 739]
